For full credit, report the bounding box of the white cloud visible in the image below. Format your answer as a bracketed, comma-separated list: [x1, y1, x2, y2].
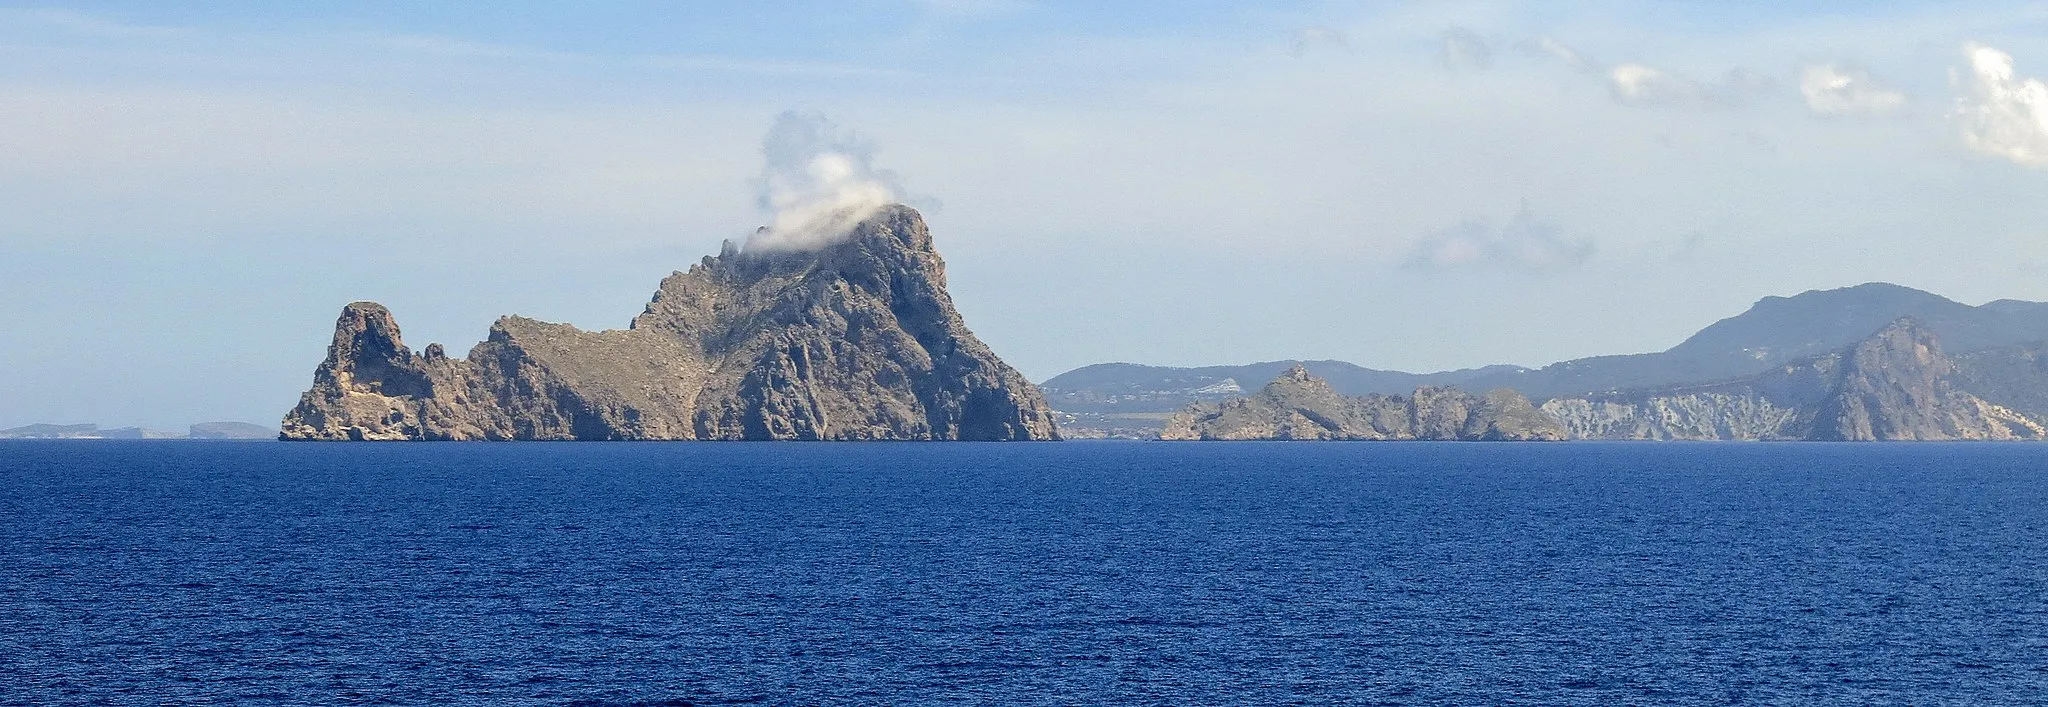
[1800, 64, 1906, 116]
[746, 112, 903, 251]
[1609, 63, 1686, 104]
[1407, 202, 1594, 273]
[1953, 42, 2048, 166]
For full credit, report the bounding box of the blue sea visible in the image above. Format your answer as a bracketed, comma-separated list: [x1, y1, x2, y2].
[5, 442, 2048, 705]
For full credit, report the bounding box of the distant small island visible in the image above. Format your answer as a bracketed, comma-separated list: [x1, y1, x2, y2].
[0, 422, 276, 440]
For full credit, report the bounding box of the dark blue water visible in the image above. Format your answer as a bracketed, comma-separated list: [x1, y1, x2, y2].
[5, 442, 2048, 705]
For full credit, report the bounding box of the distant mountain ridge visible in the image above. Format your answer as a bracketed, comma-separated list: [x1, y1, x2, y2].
[1045, 283, 2048, 438]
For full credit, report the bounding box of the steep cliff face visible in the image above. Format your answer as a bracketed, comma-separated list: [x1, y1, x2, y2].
[281, 205, 1060, 441]
[1539, 318, 2045, 441]
[1158, 365, 1565, 441]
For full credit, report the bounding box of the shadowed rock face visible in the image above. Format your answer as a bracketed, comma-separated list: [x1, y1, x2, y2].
[282, 205, 1060, 441]
[1158, 365, 1566, 441]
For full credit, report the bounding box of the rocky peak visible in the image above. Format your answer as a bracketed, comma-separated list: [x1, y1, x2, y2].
[1265, 364, 1333, 396]
[1812, 317, 1973, 441]
[319, 302, 432, 398]
[1280, 363, 1314, 383]
[1843, 317, 1948, 380]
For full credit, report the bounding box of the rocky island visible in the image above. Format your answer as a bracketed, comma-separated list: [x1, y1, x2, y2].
[1160, 365, 1566, 441]
[281, 205, 1060, 441]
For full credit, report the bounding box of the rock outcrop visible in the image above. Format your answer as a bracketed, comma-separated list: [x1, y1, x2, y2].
[1158, 365, 1566, 441]
[282, 205, 1060, 441]
[1540, 318, 2046, 441]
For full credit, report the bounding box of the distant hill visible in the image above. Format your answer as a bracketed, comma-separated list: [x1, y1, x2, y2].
[1043, 283, 2048, 437]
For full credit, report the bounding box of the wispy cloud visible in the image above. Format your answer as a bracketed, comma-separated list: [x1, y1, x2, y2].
[1439, 27, 1491, 70]
[1953, 42, 2048, 166]
[1292, 27, 1350, 56]
[1407, 202, 1593, 273]
[1800, 63, 1906, 116]
[1531, 35, 1595, 73]
[1532, 36, 1770, 109]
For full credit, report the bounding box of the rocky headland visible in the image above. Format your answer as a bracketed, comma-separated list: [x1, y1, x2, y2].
[1540, 318, 2045, 441]
[1164, 318, 2048, 442]
[281, 205, 1059, 441]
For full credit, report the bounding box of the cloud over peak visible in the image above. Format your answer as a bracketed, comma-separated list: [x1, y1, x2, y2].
[1953, 43, 2048, 166]
[747, 111, 903, 251]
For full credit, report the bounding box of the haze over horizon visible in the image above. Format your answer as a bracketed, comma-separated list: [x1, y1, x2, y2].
[5, 1, 2048, 429]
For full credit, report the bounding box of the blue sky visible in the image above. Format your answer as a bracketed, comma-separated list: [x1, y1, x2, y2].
[4, 1, 2048, 428]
